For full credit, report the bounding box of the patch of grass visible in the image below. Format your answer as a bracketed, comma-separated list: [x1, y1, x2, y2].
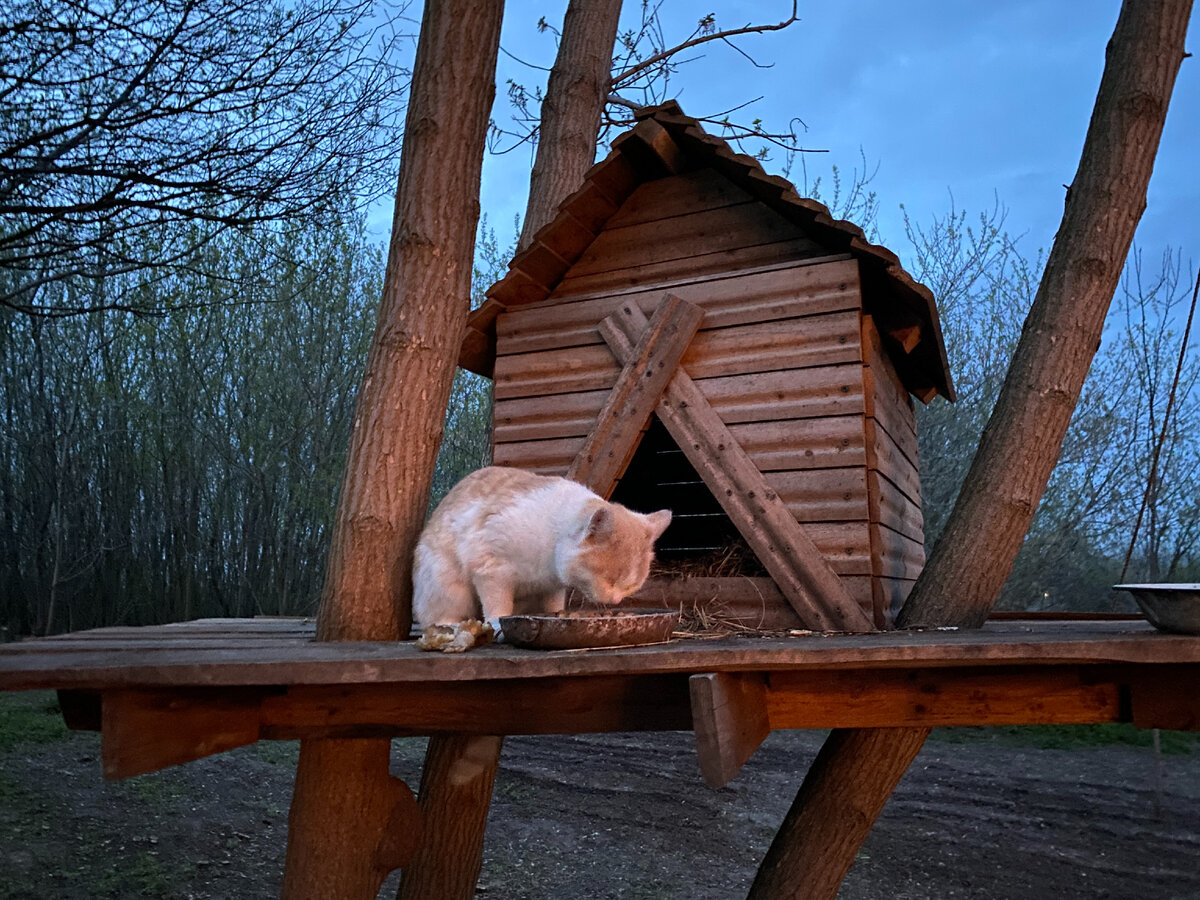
[95, 850, 193, 897]
[930, 723, 1200, 753]
[0, 691, 69, 751]
[128, 773, 194, 812]
[251, 739, 300, 767]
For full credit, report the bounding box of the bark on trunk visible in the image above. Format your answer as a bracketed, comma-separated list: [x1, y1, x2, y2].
[516, 0, 624, 252]
[749, 2, 1193, 897]
[282, 740, 421, 899]
[397, 734, 505, 899]
[747, 728, 931, 899]
[899, 0, 1193, 628]
[282, 1, 504, 897]
[316, 0, 504, 643]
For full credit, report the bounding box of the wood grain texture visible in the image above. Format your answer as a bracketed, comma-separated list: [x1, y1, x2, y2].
[690, 672, 770, 788]
[603, 304, 873, 633]
[493, 416, 868, 477]
[493, 365, 866, 444]
[497, 258, 861, 357]
[397, 735, 502, 900]
[746, 726, 930, 900]
[514, 0, 623, 254]
[567, 199, 807, 279]
[766, 666, 1122, 728]
[869, 471, 924, 543]
[101, 688, 263, 779]
[287, 1, 504, 895]
[283, 739, 421, 899]
[260, 675, 693, 738]
[493, 310, 863, 401]
[604, 169, 754, 229]
[566, 294, 703, 495]
[553, 237, 827, 298]
[6, 619, 1199, 691]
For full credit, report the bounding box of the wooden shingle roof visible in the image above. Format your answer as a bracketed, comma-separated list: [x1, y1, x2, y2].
[460, 101, 954, 402]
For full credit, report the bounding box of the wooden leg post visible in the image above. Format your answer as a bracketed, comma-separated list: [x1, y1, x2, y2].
[283, 739, 420, 899]
[747, 727, 929, 900]
[398, 734, 504, 900]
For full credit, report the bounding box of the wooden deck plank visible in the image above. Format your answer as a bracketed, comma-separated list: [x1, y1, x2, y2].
[3, 620, 1196, 692]
[764, 666, 1123, 729]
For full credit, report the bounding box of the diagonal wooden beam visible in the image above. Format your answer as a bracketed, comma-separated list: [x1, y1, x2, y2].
[567, 293, 704, 496]
[601, 304, 874, 633]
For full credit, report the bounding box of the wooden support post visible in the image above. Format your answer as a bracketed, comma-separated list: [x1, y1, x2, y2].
[283, 739, 421, 900]
[690, 672, 770, 789]
[601, 303, 873, 633]
[101, 688, 262, 780]
[567, 294, 704, 496]
[746, 727, 930, 900]
[1129, 665, 1200, 731]
[398, 734, 504, 900]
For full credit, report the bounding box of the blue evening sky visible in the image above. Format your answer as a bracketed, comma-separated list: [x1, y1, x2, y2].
[447, 1, 1198, 274]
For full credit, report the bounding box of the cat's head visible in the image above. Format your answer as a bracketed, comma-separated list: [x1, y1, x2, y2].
[565, 502, 672, 606]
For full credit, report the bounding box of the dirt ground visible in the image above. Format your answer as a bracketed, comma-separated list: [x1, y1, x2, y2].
[2, 691, 1199, 899]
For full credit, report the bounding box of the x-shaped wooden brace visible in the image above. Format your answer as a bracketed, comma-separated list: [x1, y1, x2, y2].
[566, 293, 874, 635]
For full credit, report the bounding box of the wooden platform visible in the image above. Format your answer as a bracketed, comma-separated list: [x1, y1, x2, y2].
[2, 617, 1199, 786]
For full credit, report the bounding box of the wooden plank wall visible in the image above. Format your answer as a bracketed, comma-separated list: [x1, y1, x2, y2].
[492, 168, 918, 627]
[862, 317, 924, 627]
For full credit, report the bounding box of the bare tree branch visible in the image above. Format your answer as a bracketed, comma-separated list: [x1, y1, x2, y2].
[610, 1, 798, 90]
[0, 0, 412, 317]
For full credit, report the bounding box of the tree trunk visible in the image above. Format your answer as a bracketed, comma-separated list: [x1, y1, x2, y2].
[282, 740, 421, 899]
[397, 734, 504, 899]
[747, 728, 931, 900]
[749, 2, 1192, 897]
[516, 0, 624, 252]
[898, 0, 1192, 628]
[315, 0, 504, 643]
[282, 1, 504, 897]
[403, 7, 629, 898]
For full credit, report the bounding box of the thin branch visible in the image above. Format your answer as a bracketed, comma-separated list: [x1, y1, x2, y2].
[610, 1, 798, 89]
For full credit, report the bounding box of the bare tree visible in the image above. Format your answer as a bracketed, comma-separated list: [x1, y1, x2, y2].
[0, 0, 408, 316]
[493, 2, 811, 183]
[748, 2, 1193, 896]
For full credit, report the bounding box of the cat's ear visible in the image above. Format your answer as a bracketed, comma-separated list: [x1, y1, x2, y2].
[585, 506, 613, 541]
[645, 509, 672, 541]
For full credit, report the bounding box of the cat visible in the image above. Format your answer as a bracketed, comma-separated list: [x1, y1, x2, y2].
[412, 466, 672, 629]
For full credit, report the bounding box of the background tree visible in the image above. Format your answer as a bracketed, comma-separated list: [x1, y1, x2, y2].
[0, 0, 407, 315]
[748, 3, 1192, 896]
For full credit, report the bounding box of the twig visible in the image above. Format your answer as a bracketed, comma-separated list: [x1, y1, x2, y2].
[610, 1, 798, 90]
[1120, 263, 1200, 580]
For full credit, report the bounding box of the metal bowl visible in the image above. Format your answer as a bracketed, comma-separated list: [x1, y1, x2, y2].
[499, 608, 679, 650]
[1114, 583, 1200, 635]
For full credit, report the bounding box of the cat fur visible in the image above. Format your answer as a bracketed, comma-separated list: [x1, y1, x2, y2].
[412, 466, 671, 627]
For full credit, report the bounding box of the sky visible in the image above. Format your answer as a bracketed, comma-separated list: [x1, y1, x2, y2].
[420, 0, 1199, 280]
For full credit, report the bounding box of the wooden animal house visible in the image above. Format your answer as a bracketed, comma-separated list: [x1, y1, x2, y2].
[458, 102, 955, 633]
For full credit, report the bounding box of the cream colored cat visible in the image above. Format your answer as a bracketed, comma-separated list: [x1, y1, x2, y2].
[412, 466, 671, 629]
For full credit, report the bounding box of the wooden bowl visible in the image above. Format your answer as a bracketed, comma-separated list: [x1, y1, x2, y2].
[1114, 583, 1200, 635]
[499, 609, 679, 650]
